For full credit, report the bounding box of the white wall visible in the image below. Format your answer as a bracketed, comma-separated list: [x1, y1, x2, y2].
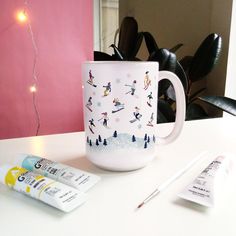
[225, 0, 236, 100]
[93, 0, 101, 51]
[206, 0, 233, 116]
[93, 0, 119, 54]
[101, 0, 119, 54]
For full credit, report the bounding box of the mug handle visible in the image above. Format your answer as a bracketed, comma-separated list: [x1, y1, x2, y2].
[156, 71, 186, 145]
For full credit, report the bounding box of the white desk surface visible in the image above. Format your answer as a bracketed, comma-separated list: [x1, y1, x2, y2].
[0, 117, 236, 236]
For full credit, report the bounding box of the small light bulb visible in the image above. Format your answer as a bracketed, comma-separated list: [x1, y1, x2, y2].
[30, 85, 37, 93]
[16, 10, 28, 23]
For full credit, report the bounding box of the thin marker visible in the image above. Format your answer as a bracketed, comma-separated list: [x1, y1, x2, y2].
[137, 151, 208, 209]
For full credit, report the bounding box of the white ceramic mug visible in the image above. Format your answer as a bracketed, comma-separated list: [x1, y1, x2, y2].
[82, 61, 185, 171]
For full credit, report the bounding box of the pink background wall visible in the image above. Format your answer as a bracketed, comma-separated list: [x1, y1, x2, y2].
[0, 0, 93, 139]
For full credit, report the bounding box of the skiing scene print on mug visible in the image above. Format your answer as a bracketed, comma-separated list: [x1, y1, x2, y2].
[82, 61, 186, 171]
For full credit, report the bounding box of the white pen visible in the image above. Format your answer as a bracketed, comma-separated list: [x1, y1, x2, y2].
[137, 151, 208, 209]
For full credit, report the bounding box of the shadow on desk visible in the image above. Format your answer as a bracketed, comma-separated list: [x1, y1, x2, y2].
[0, 185, 66, 218]
[62, 155, 110, 175]
[62, 155, 143, 177]
[173, 198, 209, 214]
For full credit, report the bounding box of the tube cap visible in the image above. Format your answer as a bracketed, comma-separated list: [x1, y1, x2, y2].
[0, 164, 13, 185]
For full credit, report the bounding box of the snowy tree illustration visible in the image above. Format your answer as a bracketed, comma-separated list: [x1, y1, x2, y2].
[96, 139, 99, 146]
[147, 136, 150, 143]
[87, 136, 89, 143]
[144, 142, 148, 149]
[144, 133, 147, 141]
[89, 140, 92, 146]
[103, 139, 107, 146]
[132, 135, 136, 142]
[113, 131, 118, 138]
[98, 135, 102, 142]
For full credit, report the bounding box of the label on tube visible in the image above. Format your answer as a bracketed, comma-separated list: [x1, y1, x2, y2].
[178, 154, 235, 207]
[15, 154, 100, 192]
[0, 165, 87, 212]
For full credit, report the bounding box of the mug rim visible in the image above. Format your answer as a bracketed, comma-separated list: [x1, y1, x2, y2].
[83, 61, 159, 65]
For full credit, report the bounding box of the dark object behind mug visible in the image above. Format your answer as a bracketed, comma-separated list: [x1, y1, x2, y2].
[94, 16, 223, 123]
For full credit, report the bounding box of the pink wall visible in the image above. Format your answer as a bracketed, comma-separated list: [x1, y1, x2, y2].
[0, 0, 93, 139]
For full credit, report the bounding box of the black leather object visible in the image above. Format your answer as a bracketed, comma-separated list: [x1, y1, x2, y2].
[188, 33, 222, 82]
[117, 17, 141, 59]
[198, 96, 236, 116]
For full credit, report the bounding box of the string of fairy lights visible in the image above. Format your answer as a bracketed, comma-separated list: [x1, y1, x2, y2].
[16, 1, 40, 136]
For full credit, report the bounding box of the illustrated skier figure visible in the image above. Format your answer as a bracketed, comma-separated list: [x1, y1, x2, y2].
[103, 82, 111, 96]
[87, 70, 97, 87]
[112, 98, 124, 113]
[147, 92, 153, 107]
[125, 80, 136, 95]
[86, 97, 93, 112]
[88, 118, 95, 133]
[147, 112, 154, 126]
[98, 112, 109, 127]
[144, 71, 151, 90]
[130, 107, 142, 123]
[88, 70, 94, 84]
[134, 107, 142, 120]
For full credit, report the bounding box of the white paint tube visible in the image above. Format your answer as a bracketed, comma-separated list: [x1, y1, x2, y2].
[178, 154, 235, 207]
[14, 154, 100, 192]
[0, 165, 87, 212]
